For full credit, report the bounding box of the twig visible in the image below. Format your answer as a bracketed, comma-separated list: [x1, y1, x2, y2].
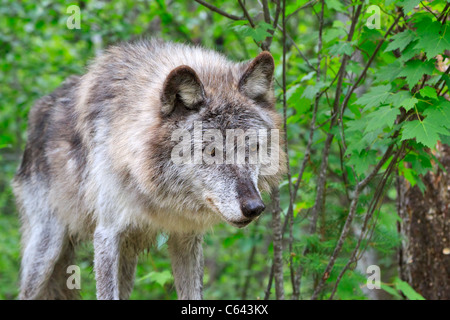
[338, 142, 351, 203]
[238, 0, 255, 28]
[261, 0, 271, 24]
[241, 244, 257, 299]
[310, 138, 401, 299]
[328, 143, 405, 299]
[282, 0, 295, 300]
[282, 0, 292, 217]
[438, 2, 450, 22]
[265, 0, 282, 50]
[271, 186, 285, 299]
[421, 1, 439, 20]
[310, 3, 363, 238]
[275, 25, 315, 70]
[264, 264, 274, 300]
[286, 0, 318, 22]
[339, 14, 401, 152]
[290, 3, 364, 300]
[291, 0, 325, 300]
[194, 0, 245, 21]
[270, 0, 288, 300]
[434, 66, 450, 92]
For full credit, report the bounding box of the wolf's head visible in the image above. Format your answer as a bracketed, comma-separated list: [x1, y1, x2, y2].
[152, 51, 285, 228]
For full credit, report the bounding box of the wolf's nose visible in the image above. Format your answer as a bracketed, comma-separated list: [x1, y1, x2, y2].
[241, 199, 265, 218]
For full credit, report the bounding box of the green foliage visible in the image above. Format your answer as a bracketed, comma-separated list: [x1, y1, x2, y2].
[137, 270, 173, 287]
[382, 277, 426, 300]
[394, 278, 426, 300]
[0, 215, 20, 299]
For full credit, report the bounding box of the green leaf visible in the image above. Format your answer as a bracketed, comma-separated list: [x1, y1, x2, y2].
[380, 283, 403, 299]
[414, 20, 450, 59]
[329, 41, 354, 56]
[327, 0, 346, 12]
[253, 21, 274, 42]
[231, 21, 273, 43]
[423, 99, 450, 128]
[394, 278, 426, 300]
[354, 85, 391, 110]
[399, 60, 435, 88]
[402, 117, 449, 148]
[365, 106, 400, 132]
[404, 152, 433, 176]
[399, 40, 421, 62]
[347, 149, 377, 175]
[256, 21, 275, 32]
[287, 85, 311, 115]
[419, 86, 438, 100]
[137, 270, 173, 287]
[385, 30, 415, 52]
[386, 91, 412, 106]
[301, 81, 326, 100]
[443, 74, 450, 91]
[286, 0, 310, 16]
[346, 117, 369, 133]
[401, 165, 419, 187]
[400, 97, 419, 111]
[323, 28, 346, 42]
[398, 0, 421, 13]
[375, 61, 404, 83]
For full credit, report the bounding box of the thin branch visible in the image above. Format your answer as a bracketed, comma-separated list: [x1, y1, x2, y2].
[238, 0, 255, 28]
[271, 186, 285, 299]
[271, 0, 288, 300]
[261, 0, 271, 24]
[282, 0, 292, 217]
[339, 14, 401, 151]
[276, 25, 315, 71]
[298, 3, 364, 299]
[434, 65, 450, 92]
[262, 0, 282, 51]
[328, 142, 405, 299]
[241, 242, 258, 299]
[309, 2, 363, 238]
[421, 1, 439, 20]
[264, 264, 274, 300]
[286, 0, 317, 22]
[291, 0, 325, 300]
[310, 136, 403, 299]
[338, 142, 351, 203]
[271, 0, 282, 31]
[438, 2, 450, 22]
[194, 0, 245, 21]
[284, 0, 295, 300]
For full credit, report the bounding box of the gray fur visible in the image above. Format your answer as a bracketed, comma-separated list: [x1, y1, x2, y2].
[13, 39, 285, 300]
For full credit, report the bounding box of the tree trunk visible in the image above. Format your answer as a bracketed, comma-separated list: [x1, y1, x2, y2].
[397, 143, 450, 300]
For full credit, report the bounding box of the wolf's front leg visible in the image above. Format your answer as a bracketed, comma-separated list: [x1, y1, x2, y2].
[168, 233, 204, 300]
[93, 226, 121, 300]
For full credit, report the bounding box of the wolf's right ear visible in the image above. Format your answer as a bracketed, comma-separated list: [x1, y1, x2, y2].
[238, 51, 275, 104]
[161, 65, 205, 117]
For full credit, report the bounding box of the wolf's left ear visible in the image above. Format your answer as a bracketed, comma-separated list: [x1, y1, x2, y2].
[161, 65, 205, 116]
[238, 51, 275, 104]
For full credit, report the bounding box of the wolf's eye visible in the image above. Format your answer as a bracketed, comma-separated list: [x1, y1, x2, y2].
[208, 148, 216, 157]
[250, 143, 259, 153]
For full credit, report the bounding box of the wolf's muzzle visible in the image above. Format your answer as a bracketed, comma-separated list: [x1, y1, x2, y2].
[241, 198, 265, 219]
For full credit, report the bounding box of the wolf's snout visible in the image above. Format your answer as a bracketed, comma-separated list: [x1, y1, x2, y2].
[241, 199, 265, 218]
[237, 178, 265, 219]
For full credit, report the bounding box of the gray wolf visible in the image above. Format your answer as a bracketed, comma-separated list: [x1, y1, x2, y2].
[12, 39, 285, 300]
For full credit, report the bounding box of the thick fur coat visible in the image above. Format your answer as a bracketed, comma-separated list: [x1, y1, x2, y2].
[13, 39, 285, 299]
